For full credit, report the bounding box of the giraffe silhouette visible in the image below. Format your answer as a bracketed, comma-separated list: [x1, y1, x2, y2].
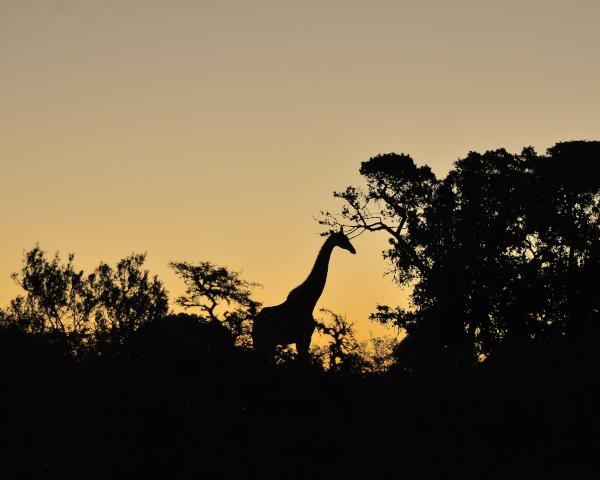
[252, 227, 356, 362]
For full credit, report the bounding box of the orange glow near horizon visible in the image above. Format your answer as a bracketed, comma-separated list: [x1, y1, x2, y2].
[1, 1, 599, 340]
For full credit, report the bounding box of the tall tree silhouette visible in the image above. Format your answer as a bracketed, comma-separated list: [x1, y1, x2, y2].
[322, 141, 600, 370]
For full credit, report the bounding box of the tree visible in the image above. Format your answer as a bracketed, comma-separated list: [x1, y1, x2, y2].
[87, 253, 169, 346]
[4, 246, 168, 353]
[321, 141, 600, 370]
[169, 261, 261, 346]
[6, 246, 91, 349]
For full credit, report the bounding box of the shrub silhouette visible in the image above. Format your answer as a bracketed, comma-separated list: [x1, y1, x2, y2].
[125, 312, 236, 374]
[314, 308, 369, 374]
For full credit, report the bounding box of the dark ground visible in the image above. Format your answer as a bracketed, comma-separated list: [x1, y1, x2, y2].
[2, 323, 598, 479]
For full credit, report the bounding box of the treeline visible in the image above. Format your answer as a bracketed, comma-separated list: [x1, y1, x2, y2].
[3, 142, 598, 373]
[0, 247, 394, 373]
[0, 247, 395, 477]
[1, 250, 168, 352]
[1, 140, 599, 476]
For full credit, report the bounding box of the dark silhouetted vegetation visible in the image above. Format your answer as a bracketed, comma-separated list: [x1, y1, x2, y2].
[3, 247, 168, 355]
[1, 140, 599, 477]
[169, 260, 261, 346]
[322, 141, 600, 371]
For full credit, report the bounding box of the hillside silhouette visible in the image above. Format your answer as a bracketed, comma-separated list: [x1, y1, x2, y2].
[1, 140, 599, 476]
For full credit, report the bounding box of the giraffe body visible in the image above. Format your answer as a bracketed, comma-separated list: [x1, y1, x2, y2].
[252, 229, 356, 360]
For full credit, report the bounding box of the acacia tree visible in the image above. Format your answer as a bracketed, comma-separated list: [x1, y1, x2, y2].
[169, 261, 261, 346]
[321, 141, 600, 370]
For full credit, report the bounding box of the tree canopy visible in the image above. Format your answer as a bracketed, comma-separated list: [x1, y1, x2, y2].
[2, 246, 168, 353]
[321, 141, 600, 369]
[169, 260, 261, 346]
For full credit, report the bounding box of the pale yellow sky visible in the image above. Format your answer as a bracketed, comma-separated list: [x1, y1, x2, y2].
[1, 1, 599, 340]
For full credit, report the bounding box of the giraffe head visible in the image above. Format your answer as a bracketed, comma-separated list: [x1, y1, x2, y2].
[329, 227, 356, 254]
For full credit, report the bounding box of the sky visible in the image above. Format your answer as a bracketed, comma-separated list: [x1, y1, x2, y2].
[1, 0, 599, 341]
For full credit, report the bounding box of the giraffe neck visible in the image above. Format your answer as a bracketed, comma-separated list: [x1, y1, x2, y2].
[286, 237, 335, 312]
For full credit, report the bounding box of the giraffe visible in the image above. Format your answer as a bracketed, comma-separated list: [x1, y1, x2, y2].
[252, 227, 356, 361]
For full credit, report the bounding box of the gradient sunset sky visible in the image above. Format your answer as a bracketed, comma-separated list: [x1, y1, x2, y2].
[2, 1, 599, 340]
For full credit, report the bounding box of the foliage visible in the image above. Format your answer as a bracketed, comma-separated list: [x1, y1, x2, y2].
[322, 141, 600, 369]
[3, 246, 168, 353]
[8, 247, 89, 337]
[169, 260, 261, 346]
[366, 334, 400, 373]
[87, 254, 169, 346]
[1, 140, 599, 475]
[314, 309, 369, 374]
